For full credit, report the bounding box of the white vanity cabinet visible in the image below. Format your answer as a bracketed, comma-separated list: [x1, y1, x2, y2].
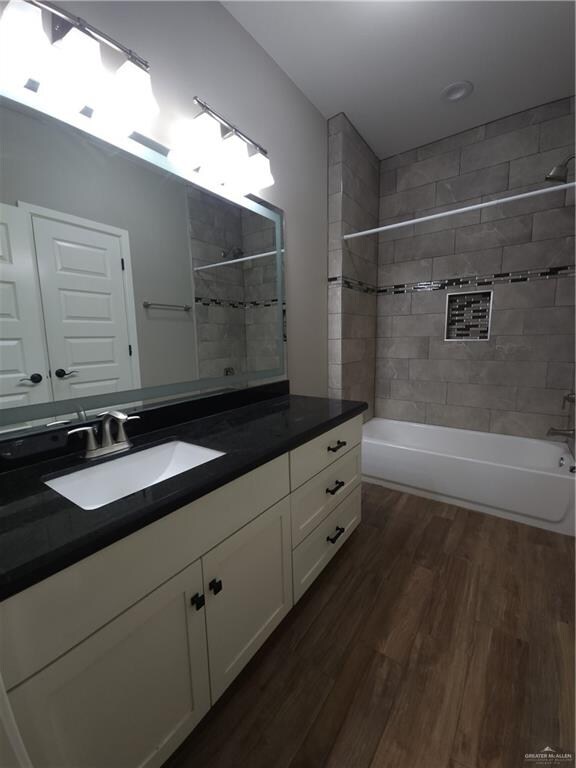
[1, 414, 363, 768]
[8, 560, 211, 768]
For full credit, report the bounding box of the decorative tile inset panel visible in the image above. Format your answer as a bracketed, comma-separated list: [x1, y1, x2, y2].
[445, 291, 492, 340]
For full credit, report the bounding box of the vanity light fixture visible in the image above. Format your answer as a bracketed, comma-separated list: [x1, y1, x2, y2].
[0, 0, 275, 196]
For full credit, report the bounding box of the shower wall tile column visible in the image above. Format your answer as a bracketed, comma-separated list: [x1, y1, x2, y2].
[327, 113, 379, 417]
[376, 97, 575, 438]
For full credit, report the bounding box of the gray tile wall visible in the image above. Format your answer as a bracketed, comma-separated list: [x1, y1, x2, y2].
[328, 113, 379, 418]
[376, 97, 575, 438]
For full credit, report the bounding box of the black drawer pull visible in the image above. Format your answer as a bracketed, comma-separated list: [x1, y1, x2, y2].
[326, 480, 345, 496]
[327, 439, 347, 453]
[209, 578, 223, 595]
[327, 526, 345, 544]
[190, 593, 205, 610]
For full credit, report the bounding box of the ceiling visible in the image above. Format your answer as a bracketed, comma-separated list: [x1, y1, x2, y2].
[225, 1, 575, 158]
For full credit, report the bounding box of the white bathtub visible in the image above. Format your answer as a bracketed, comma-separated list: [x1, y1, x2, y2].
[362, 418, 575, 536]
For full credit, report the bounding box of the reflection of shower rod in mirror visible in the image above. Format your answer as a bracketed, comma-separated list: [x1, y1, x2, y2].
[194, 249, 283, 272]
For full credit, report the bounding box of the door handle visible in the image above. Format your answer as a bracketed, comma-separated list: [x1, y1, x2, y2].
[209, 578, 223, 595]
[19, 373, 43, 384]
[326, 480, 345, 496]
[326, 526, 345, 544]
[55, 368, 79, 378]
[190, 593, 205, 611]
[327, 440, 347, 453]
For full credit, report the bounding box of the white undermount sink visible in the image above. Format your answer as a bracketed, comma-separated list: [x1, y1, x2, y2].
[45, 441, 225, 510]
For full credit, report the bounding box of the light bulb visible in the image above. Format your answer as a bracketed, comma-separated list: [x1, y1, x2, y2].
[95, 59, 158, 137]
[169, 112, 222, 175]
[244, 151, 274, 191]
[0, 0, 53, 93]
[199, 131, 249, 188]
[43, 28, 109, 117]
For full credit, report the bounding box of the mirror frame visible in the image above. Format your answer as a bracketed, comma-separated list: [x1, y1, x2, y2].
[0, 92, 285, 431]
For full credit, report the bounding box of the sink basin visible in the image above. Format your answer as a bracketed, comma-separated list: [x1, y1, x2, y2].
[45, 441, 225, 510]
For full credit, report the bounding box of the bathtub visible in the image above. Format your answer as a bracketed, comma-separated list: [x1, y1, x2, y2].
[362, 418, 575, 536]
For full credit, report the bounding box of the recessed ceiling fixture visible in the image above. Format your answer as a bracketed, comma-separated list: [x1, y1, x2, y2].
[441, 80, 474, 102]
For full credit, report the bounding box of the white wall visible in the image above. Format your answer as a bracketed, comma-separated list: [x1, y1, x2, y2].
[65, 0, 329, 397]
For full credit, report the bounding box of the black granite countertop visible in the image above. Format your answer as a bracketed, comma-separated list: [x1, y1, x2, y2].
[0, 394, 366, 601]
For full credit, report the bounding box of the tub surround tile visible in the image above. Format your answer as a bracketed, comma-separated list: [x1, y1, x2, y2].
[436, 164, 509, 206]
[489, 410, 569, 439]
[555, 277, 575, 306]
[523, 307, 574, 335]
[396, 150, 460, 191]
[377, 358, 410, 380]
[392, 313, 444, 338]
[426, 403, 491, 431]
[375, 398, 427, 422]
[409, 359, 471, 383]
[393, 230, 455, 263]
[539, 113, 575, 151]
[454, 215, 533, 253]
[493, 335, 574, 363]
[391, 380, 447, 404]
[516, 387, 567, 415]
[446, 383, 517, 410]
[485, 99, 571, 138]
[502, 237, 575, 272]
[460, 126, 539, 173]
[509, 146, 575, 188]
[532, 207, 575, 241]
[468, 360, 547, 387]
[432, 248, 503, 281]
[546, 362, 575, 389]
[377, 337, 430, 359]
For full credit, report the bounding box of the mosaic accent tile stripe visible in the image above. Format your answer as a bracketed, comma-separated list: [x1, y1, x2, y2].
[328, 264, 575, 296]
[195, 296, 285, 309]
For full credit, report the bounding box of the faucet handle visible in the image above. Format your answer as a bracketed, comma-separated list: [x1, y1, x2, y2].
[117, 414, 140, 444]
[68, 426, 98, 453]
[562, 392, 575, 409]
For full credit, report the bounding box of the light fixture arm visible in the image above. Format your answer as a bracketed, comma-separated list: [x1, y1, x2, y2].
[24, 0, 150, 70]
[193, 96, 268, 157]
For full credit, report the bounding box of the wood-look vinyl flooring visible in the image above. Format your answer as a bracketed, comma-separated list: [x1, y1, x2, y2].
[164, 483, 575, 768]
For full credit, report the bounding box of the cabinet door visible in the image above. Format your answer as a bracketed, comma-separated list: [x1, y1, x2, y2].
[203, 498, 292, 701]
[9, 560, 210, 768]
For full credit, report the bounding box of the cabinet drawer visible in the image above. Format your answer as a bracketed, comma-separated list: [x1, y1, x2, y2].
[290, 445, 361, 548]
[1, 454, 289, 691]
[292, 485, 361, 603]
[290, 415, 362, 490]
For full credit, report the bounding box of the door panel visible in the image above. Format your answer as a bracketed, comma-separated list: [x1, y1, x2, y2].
[31, 214, 137, 400]
[9, 560, 211, 768]
[203, 498, 292, 701]
[0, 204, 52, 407]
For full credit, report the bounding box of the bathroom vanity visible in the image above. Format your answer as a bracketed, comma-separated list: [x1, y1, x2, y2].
[0, 392, 365, 768]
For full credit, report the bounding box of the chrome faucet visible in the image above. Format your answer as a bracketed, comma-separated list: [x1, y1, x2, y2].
[68, 410, 140, 459]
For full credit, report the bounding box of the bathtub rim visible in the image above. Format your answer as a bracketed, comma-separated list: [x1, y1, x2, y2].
[363, 417, 573, 477]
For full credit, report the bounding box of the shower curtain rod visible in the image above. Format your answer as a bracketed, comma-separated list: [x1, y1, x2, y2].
[342, 182, 576, 241]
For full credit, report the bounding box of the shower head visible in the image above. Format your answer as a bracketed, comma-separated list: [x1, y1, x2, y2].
[545, 154, 574, 183]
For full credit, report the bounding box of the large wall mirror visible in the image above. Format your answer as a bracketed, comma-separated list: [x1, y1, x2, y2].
[0, 98, 285, 432]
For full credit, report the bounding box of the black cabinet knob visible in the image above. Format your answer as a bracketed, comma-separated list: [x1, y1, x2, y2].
[55, 368, 79, 378]
[19, 373, 43, 384]
[327, 440, 347, 453]
[190, 593, 205, 610]
[209, 578, 223, 595]
[327, 526, 345, 544]
[326, 480, 345, 496]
